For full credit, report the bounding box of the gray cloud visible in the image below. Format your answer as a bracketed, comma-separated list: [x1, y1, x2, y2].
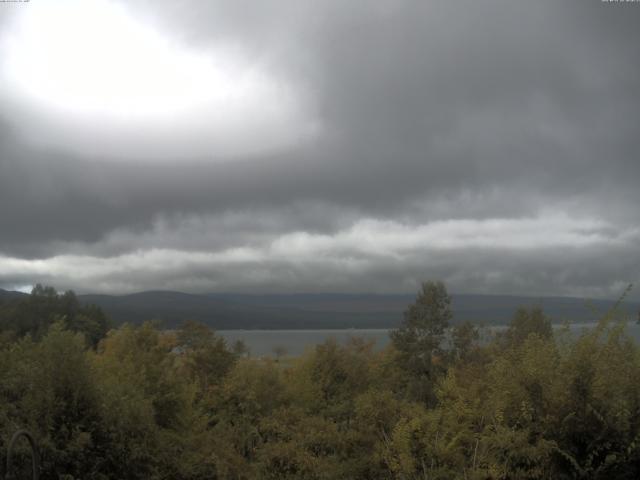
[0, 0, 639, 298]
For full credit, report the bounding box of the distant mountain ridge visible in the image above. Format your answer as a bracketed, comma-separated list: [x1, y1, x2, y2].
[75, 290, 640, 330]
[3, 288, 637, 329]
[0, 289, 28, 301]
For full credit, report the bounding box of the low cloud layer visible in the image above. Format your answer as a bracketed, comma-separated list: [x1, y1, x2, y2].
[1, 0, 639, 298]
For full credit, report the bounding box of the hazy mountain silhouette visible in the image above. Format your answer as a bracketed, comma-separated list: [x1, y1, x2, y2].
[74, 291, 639, 329]
[0, 288, 28, 301]
[3, 288, 636, 329]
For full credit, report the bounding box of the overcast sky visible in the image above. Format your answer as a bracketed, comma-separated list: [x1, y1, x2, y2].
[0, 0, 639, 298]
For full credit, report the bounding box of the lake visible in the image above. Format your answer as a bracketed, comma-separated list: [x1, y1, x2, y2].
[218, 321, 640, 357]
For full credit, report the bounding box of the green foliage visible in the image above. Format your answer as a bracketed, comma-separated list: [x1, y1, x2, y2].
[0, 284, 110, 346]
[0, 323, 104, 479]
[451, 321, 480, 362]
[1, 281, 640, 479]
[502, 306, 553, 348]
[176, 320, 239, 395]
[390, 280, 452, 404]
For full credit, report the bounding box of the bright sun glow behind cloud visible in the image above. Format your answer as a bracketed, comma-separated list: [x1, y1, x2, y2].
[0, 0, 317, 159]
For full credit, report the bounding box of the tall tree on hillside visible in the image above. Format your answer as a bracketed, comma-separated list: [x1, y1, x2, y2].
[502, 306, 552, 348]
[0, 284, 110, 346]
[450, 320, 480, 362]
[177, 320, 238, 395]
[391, 280, 452, 405]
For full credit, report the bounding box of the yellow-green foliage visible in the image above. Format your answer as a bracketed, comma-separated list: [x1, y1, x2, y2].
[1, 291, 640, 479]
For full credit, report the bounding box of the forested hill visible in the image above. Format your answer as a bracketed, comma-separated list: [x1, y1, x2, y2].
[0, 288, 27, 301]
[4, 283, 640, 478]
[59, 290, 640, 329]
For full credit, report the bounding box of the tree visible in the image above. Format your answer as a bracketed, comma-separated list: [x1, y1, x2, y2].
[390, 280, 452, 405]
[451, 321, 480, 362]
[272, 345, 288, 362]
[232, 339, 250, 357]
[0, 284, 110, 346]
[0, 323, 105, 479]
[502, 306, 552, 348]
[93, 322, 206, 479]
[176, 320, 238, 398]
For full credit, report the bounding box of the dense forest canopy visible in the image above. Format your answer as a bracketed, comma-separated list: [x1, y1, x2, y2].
[1, 282, 639, 479]
[0, 284, 110, 346]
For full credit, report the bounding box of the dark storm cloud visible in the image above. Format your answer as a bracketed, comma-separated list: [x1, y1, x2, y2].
[1, 0, 639, 296]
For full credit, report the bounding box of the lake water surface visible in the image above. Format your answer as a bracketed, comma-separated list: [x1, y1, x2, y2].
[219, 322, 640, 356]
